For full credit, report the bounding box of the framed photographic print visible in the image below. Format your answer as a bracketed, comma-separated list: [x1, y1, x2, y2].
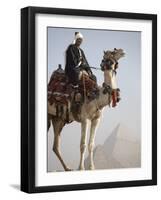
[21, 6, 157, 193]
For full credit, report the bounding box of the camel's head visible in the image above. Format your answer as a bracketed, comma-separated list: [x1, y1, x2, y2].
[100, 48, 125, 90]
[101, 48, 125, 71]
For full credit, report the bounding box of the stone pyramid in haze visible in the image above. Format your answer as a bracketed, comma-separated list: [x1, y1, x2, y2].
[85, 124, 141, 169]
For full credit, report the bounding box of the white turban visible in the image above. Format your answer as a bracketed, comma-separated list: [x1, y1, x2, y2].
[72, 32, 83, 44]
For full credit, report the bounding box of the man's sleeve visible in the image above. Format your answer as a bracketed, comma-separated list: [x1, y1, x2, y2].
[66, 45, 78, 68]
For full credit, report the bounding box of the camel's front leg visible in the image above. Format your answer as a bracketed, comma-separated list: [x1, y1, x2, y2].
[88, 118, 100, 170]
[79, 120, 88, 170]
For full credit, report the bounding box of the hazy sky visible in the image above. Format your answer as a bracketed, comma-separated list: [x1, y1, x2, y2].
[47, 27, 141, 171]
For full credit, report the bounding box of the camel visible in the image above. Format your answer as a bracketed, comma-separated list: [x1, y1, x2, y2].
[48, 48, 125, 171]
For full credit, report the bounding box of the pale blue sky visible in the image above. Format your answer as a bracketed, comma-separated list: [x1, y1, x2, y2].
[47, 27, 141, 171]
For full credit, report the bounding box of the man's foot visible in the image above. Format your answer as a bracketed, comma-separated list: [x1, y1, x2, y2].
[72, 84, 79, 89]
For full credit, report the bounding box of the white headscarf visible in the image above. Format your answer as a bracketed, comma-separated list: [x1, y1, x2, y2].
[72, 32, 83, 44]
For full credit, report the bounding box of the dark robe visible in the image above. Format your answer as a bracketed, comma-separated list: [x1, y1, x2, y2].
[65, 44, 92, 85]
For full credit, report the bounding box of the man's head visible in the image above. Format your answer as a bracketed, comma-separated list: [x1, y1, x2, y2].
[73, 32, 83, 47]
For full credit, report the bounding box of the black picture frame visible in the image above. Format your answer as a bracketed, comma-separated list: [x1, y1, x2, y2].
[21, 6, 157, 193]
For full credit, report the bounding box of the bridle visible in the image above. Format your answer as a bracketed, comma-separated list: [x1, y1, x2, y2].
[100, 58, 118, 74]
[100, 57, 119, 95]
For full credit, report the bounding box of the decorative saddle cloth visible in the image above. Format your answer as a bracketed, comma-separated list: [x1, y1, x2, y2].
[48, 67, 99, 105]
[78, 73, 99, 101]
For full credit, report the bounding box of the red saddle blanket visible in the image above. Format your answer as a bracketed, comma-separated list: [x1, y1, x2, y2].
[79, 74, 98, 96]
[48, 78, 71, 105]
[48, 71, 98, 105]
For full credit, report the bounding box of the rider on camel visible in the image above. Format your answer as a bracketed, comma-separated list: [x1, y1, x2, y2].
[65, 32, 96, 88]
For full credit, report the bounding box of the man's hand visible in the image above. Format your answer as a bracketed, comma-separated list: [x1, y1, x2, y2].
[87, 70, 92, 76]
[79, 56, 83, 62]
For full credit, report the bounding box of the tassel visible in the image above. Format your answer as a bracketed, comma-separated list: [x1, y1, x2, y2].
[112, 90, 117, 107]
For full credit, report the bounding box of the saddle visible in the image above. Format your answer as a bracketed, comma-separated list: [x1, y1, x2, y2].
[48, 66, 70, 105]
[48, 66, 99, 106]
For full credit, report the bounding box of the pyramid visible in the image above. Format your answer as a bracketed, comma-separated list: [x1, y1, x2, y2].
[85, 123, 141, 170]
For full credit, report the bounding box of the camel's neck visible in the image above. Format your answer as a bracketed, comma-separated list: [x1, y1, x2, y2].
[95, 68, 117, 110]
[96, 87, 110, 110]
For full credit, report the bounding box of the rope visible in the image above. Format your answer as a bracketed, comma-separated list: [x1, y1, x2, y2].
[82, 74, 87, 103]
[89, 66, 101, 70]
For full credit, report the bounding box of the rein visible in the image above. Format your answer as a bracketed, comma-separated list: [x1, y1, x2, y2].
[89, 66, 117, 76]
[89, 66, 102, 70]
